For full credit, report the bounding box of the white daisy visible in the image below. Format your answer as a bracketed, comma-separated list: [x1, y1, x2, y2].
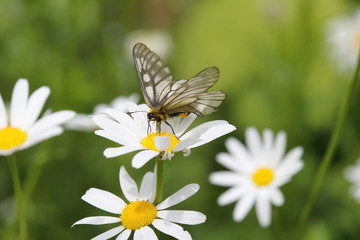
[93, 102, 235, 169]
[209, 127, 304, 227]
[0, 78, 75, 156]
[344, 157, 360, 203]
[326, 8, 360, 71]
[65, 94, 139, 131]
[73, 166, 206, 240]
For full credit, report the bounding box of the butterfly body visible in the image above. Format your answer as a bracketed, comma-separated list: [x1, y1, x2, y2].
[133, 42, 226, 125]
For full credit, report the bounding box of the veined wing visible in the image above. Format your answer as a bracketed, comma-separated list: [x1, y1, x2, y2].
[132, 43, 173, 108]
[161, 67, 226, 115]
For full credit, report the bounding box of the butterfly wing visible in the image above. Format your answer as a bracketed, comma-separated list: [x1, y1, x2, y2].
[161, 67, 226, 116]
[133, 42, 226, 117]
[132, 43, 173, 109]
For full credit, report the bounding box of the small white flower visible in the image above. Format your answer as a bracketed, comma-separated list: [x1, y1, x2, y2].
[326, 8, 360, 71]
[65, 94, 139, 131]
[93, 102, 235, 169]
[209, 127, 304, 227]
[73, 166, 206, 240]
[344, 157, 360, 203]
[0, 79, 75, 156]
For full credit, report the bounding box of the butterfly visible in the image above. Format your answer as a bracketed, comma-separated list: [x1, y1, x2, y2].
[132, 42, 226, 128]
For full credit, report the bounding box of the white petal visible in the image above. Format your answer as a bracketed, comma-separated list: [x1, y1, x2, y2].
[22, 86, 50, 129]
[157, 184, 199, 210]
[233, 189, 256, 222]
[72, 216, 120, 226]
[272, 131, 286, 167]
[95, 129, 139, 148]
[187, 122, 236, 148]
[256, 190, 272, 227]
[10, 79, 29, 127]
[155, 136, 170, 151]
[174, 114, 196, 136]
[0, 93, 8, 128]
[152, 219, 192, 240]
[28, 110, 75, 135]
[82, 188, 126, 214]
[92, 226, 124, 240]
[209, 171, 243, 187]
[157, 210, 206, 225]
[217, 186, 246, 206]
[276, 147, 304, 185]
[172, 138, 199, 152]
[245, 127, 263, 162]
[20, 127, 64, 150]
[270, 188, 284, 206]
[216, 152, 242, 172]
[225, 138, 254, 171]
[104, 146, 143, 158]
[263, 129, 274, 154]
[119, 166, 139, 201]
[134, 226, 157, 240]
[132, 150, 158, 169]
[139, 171, 155, 200]
[115, 229, 131, 240]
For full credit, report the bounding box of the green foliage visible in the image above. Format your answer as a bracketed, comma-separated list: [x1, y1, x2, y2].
[0, 0, 359, 239]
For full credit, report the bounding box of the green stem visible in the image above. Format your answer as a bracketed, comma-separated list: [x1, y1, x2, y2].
[7, 155, 28, 240]
[154, 158, 164, 204]
[298, 54, 360, 237]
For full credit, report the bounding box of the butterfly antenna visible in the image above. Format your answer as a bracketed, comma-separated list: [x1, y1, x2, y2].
[164, 120, 178, 139]
[127, 110, 147, 115]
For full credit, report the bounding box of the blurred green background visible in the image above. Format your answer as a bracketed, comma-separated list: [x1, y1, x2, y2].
[1, 0, 360, 239]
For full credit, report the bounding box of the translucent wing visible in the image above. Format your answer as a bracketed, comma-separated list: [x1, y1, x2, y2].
[161, 67, 226, 116]
[132, 43, 173, 108]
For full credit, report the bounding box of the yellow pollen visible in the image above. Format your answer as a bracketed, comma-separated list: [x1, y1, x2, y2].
[252, 167, 274, 186]
[0, 127, 27, 150]
[121, 200, 157, 230]
[141, 131, 179, 152]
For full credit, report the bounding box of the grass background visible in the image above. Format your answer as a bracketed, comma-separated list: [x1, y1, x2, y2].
[0, 0, 360, 239]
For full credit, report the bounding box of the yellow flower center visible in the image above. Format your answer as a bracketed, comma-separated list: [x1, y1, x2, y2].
[120, 200, 157, 230]
[141, 131, 179, 152]
[252, 167, 274, 186]
[0, 127, 27, 150]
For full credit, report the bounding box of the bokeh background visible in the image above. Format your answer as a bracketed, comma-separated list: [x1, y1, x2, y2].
[1, 0, 360, 239]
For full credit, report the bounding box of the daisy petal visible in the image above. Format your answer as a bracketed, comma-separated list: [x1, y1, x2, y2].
[270, 188, 284, 206]
[245, 127, 263, 161]
[115, 229, 131, 240]
[22, 86, 50, 130]
[10, 79, 29, 127]
[218, 186, 247, 206]
[132, 150, 158, 169]
[82, 188, 126, 214]
[216, 152, 242, 172]
[104, 146, 143, 158]
[134, 226, 157, 240]
[157, 184, 199, 210]
[233, 189, 256, 222]
[272, 131, 286, 166]
[119, 166, 139, 201]
[20, 127, 63, 150]
[209, 171, 243, 186]
[92, 226, 124, 240]
[0, 94, 8, 128]
[256, 190, 272, 227]
[225, 138, 254, 171]
[139, 172, 155, 200]
[157, 210, 206, 225]
[154, 136, 170, 151]
[152, 219, 192, 240]
[72, 216, 120, 226]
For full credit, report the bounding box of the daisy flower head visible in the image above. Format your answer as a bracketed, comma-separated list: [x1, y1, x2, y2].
[65, 94, 139, 131]
[0, 78, 75, 156]
[344, 157, 360, 203]
[326, 8, 360, 71]
[73, 166, 206, 240]
[209, 127, 304, 227]
[93, 102, 236, 169]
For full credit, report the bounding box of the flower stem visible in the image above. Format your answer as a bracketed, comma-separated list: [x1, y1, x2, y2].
[154, 158, 164, 204]
[298, 54, 360, 237]
[7, 155, 28, 240]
